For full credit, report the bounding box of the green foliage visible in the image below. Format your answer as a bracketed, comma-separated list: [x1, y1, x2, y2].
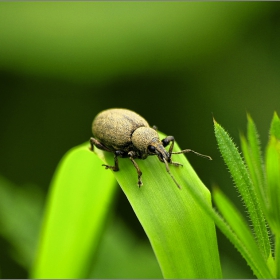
[31, 144, 117, 278]
[0, 176, 44, 269]
[31, 132, 222, 278]
[3, 113, 280, 278]
[213, 113, 280, 278]
[98, 131, 222, 278]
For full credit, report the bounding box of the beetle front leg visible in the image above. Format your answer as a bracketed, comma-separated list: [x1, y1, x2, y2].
[161, 135, 175, 154]
[162, 135, 183, 167]
[128, 151, 143, 187]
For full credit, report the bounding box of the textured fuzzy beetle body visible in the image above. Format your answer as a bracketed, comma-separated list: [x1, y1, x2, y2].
[92, 109, 154, 158]
[90, 108, 211, 189]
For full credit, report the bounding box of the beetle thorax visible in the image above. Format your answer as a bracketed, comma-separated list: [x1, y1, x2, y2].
[131, 127, 160, 155]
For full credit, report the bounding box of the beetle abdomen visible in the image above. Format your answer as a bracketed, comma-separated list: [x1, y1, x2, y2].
[92, 108, 149, 151]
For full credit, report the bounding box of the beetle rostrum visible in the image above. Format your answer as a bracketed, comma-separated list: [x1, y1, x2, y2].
[90, 108, 211, 189]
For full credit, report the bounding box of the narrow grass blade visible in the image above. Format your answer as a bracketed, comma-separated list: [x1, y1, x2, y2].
[213, 187, 260, 253]
[276, 236, 280, 278]
[266, 137, 280, 278]
[269, 112, 280, 139]
[31, 143, 117, 278]
[266, 137, 280, 235]
[95, 131, 222, 279]
[199, 193, 272, 278]
[213, 187, 275, 277]
[214, 119, 270, 260]
[240, 114, 267, 216]
[267, 112, 280, 278]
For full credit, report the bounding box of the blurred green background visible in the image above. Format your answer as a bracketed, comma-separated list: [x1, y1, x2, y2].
[1, 2, 280, 278]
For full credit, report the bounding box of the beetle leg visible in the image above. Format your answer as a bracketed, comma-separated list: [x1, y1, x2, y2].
[169, 160, 183, 167]
[161, 136, 183, 166]
[102, 151, 122, 172]
[128, 151, 143, 187]
[90, 137, 112, 152]
[90, 138, 122, 171]
[163, 158, 181, 189]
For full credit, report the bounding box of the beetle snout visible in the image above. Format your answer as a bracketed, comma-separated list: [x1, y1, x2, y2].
[156, 146, 170, 163]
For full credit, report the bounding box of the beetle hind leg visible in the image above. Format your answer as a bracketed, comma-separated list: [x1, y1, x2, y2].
[90, 137, 112, 152]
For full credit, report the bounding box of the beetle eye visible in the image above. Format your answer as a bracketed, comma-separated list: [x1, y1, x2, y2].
[148, 145, 156, 153]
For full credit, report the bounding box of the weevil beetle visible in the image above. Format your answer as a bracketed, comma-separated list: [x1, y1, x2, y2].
[90, 108, 211, 189]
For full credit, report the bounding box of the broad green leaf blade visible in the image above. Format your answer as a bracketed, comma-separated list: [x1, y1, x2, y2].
[213, 187, 274, 278]
[214, 120, 270, 259]
[95, 131, 222, 279]
[32, 143, 116, 278]
[240, 114, 267, 215]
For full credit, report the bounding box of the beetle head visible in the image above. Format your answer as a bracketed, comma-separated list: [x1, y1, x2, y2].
[132, 127, 182, 189]
[131, 127, 169, 161]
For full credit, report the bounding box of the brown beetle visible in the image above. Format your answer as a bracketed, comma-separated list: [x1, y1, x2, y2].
[90, 108, 211, 189]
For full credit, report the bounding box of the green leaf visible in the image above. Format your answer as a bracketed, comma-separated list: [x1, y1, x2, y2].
[266, 112, 280, 234]
[240, 114, 267, 215]
[213, 187, 260, 253]
[31, 143, 117, 278]
[186, 182, 272, 278]
[214, 120, 271, 265]
[266, 112, 280, 279]
[213, 187, 274, 278]
[95, 131, 222, 279]
[275, 236, 280, 279]
[266, 136, 280, 278]
[265, 136, 280, 235]
[269, 112, 280, 140]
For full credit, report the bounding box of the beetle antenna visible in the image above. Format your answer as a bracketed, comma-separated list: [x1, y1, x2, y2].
[163, 158, 181, 189]
[171, 149, 212, 160]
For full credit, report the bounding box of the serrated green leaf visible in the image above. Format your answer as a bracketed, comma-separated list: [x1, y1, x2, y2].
[214, 120, 270, 265]
[186, 182, 272, 278]
[95, 131, 222, 279]
[32, 143, 117, 278]
[213, 187, 274, 278]
[241, 115, 267, 213]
